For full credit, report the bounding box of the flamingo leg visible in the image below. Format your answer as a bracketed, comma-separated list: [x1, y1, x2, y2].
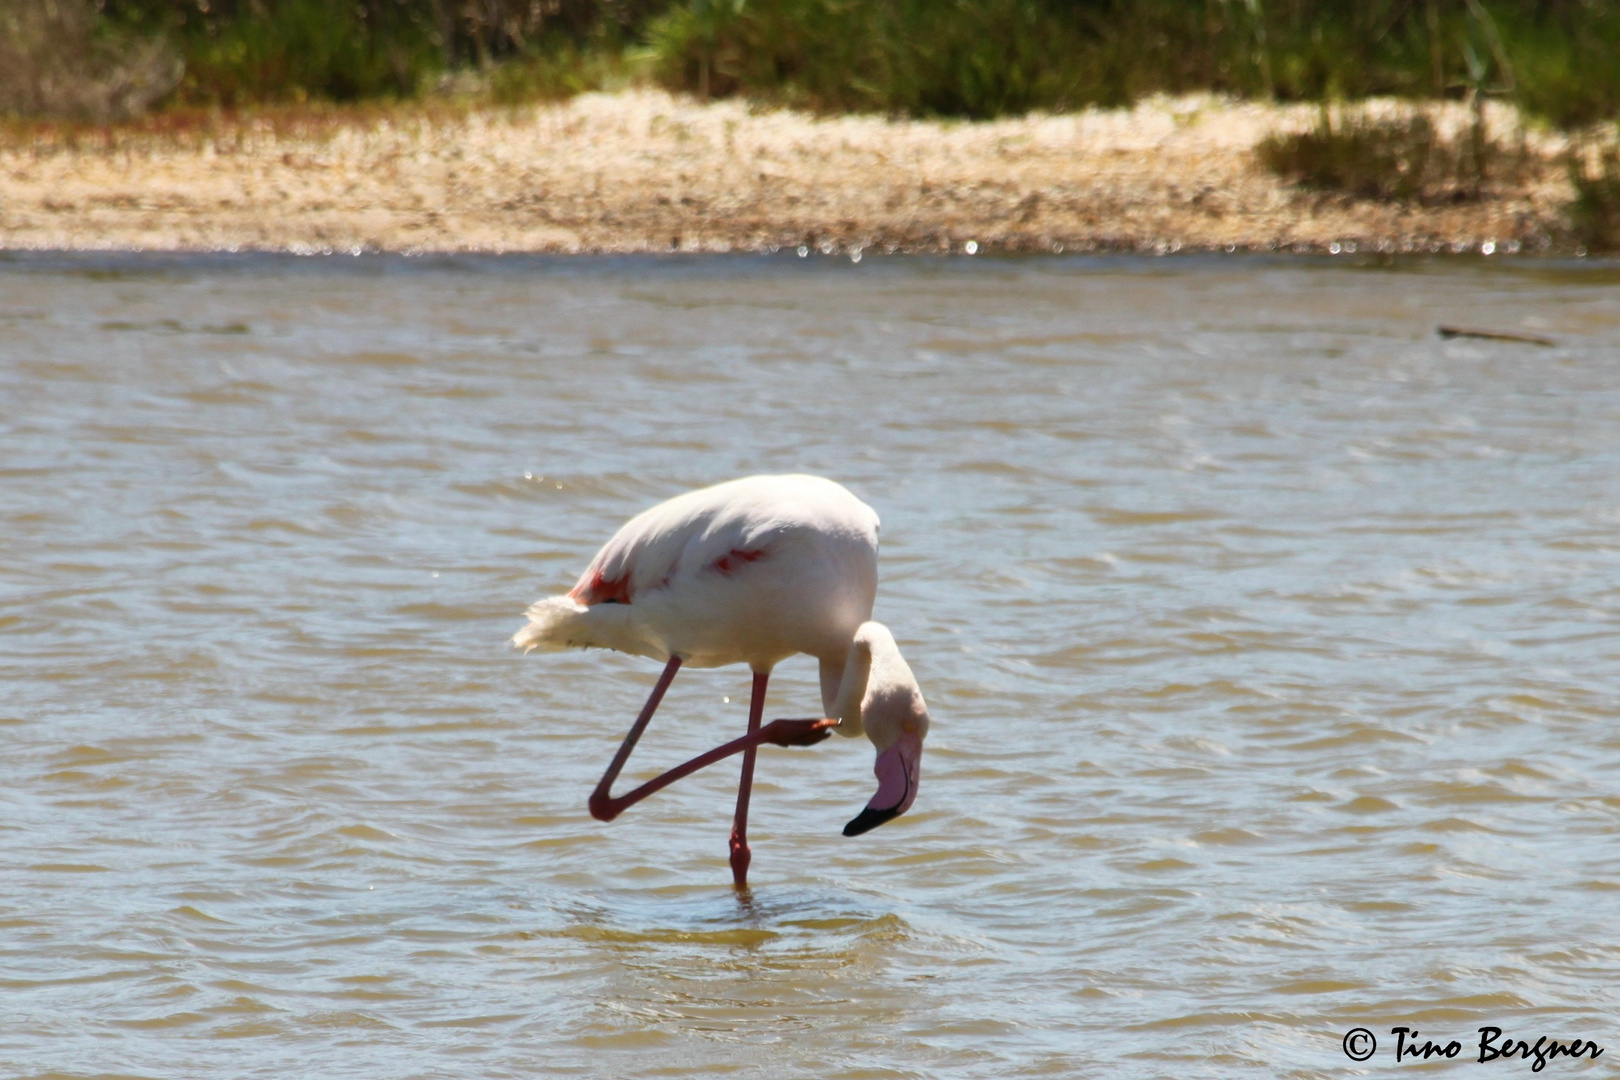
[588, 656, 683, 822]
[592, 715, 837, 819]
[589, 658, 836, 826]
[730, 670, 769, 888]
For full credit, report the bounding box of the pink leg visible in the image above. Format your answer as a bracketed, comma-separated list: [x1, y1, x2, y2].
[730, 671, 769, 888]
[589, 658, 835, 825]
[589, 656, 682, 822]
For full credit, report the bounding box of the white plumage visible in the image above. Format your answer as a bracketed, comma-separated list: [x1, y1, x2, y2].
[513, 473, 928, 885]
[514, 473, 880, 684]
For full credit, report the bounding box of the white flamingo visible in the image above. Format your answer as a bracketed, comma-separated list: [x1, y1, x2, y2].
[513, 474, 929, 887]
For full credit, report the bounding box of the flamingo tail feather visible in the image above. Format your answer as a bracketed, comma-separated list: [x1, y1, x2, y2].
[510, 594, 651, 656]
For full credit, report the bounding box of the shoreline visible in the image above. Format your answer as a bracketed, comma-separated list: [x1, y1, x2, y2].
[0, 90, 1585, 256]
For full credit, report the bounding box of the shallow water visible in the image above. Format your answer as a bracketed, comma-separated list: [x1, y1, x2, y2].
[3, 251, 1619, 1079]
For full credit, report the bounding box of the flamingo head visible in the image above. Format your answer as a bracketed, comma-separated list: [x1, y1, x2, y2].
[843, 725, 925, 836]
[839, 623, 929, 837]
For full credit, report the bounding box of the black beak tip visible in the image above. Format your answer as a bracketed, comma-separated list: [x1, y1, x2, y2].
[843, 803, 903, 837]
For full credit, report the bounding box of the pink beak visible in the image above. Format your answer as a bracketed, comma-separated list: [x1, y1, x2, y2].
[843, 730, 922, 836]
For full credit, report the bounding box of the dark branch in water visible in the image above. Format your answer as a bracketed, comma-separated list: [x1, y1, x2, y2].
[1438, 325, 1556, 346]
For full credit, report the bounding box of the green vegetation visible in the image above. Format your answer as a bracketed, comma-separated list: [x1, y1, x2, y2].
[1, 0, 179, 120]
[1500, 11, 1620, 130]
[488, 40, 640, 105]
[0, 0, 1612, 126]
[643, 0, 1620, 122]
[1259, 113, 1449, 202]
[644, 0, 1098, 118]
[1569, 141, 1620, 251]
[1257, 109, 1531, 202]
[87, 0, 664, 107]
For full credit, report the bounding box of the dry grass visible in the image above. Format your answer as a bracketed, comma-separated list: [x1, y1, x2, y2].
[0, 99, 486, 155]
[0, 91, 1578, 256]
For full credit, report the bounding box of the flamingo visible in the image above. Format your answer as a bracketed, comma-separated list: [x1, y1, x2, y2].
[512, 474, 929, 887]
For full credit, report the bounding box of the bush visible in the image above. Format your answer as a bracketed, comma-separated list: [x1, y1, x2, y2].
[644, 0, 1136, 118]
[1259, 112, 1441, 201]
[102, 0, 670, 106]
[21, 0, 1620, 122]
[0, 0, 180, 120]
[1568, 141, 1620, 253]
[1257, 108, 1527, 202]
[1502, 7, 1620, 130]
[641, 0, 1620, 122]
[164, 0, 442, 105]
[489, 38, 636, 104]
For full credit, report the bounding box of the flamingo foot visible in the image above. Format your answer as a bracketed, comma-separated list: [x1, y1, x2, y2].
[587, 790, 617, 822]
[729, 827, 751, 888]
[762, 717, 839, 747]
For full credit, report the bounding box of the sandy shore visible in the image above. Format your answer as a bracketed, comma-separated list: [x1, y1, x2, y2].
[0, 89, 1580, 255]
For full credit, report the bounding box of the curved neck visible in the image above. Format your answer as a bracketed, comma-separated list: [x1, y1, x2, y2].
[829, 638, 872, 732]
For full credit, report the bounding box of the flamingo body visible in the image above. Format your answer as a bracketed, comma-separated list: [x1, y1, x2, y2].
[513, 474, 926, 885]
[514, 473, 879, 678]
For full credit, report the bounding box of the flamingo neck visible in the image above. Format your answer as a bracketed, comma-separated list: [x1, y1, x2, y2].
[827, 638, 872, 736]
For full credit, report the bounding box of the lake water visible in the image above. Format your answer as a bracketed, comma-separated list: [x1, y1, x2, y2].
[3, 252, 1619, 1079]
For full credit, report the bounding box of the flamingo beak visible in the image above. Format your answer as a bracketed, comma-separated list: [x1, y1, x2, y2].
[843, 731, 922, 837]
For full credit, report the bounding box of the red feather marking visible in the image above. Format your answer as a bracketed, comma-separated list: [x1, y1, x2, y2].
[711, 548, 768, 575]
[571, 570, 634, 605]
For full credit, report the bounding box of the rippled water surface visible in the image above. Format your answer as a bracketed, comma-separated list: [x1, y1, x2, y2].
[4, 252, 1620, 1078]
